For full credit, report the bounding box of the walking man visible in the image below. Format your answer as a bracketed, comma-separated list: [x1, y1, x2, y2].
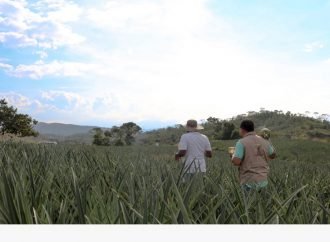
[175, 120, 212, 181]
[231, 120, 276, 191]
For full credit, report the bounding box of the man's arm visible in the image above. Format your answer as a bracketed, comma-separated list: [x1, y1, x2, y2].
[205, 137, 212, 158]
[231, 141, 244, 166]
[175, 150, 187, 161]
[267, 143, 277, 160]
[268, 147, 277, 159]
[269, 151, 276, 160]
[176, 135, 187, 161]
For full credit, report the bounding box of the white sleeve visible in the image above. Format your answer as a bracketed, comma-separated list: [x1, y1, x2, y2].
[205, 137, 212, 151]
[178, 135, 188, 150]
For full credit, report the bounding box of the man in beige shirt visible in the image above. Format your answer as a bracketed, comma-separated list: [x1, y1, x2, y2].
[231, 120, 276, 191]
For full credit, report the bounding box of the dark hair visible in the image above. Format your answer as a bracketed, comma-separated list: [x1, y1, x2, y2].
[240, 120, 254, 132]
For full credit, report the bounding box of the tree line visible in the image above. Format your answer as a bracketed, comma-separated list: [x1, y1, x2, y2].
[1, 98, 328, 144]
[92, 122, 142, 146]
[141, 110, 330, 145]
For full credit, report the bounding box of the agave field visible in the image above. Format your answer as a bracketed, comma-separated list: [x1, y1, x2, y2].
[0, 140, 329, 224]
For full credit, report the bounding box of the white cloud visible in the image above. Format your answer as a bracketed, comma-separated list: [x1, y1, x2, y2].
[1, 0, 329, 125]
[0, 31, 38, 46]
[33, 0, 83, 23]
[0, 92, 31, 108]
[41, 90, 87, 107]
[87, 0, 214, 35]
[75, 0, 329, 123]
[304, 41, 325, 53]
[0, 60, 99, 79]
[0, 92, 51, 114]
[0, 90, 133, 126]
[0, 0, 84, 49]
[0, 62, 13, 71]
[38, 90, 123, 124]
[35, 50, 48, 59]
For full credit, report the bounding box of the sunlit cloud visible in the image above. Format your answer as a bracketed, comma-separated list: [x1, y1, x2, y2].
[0, 0, 329, 126]
[0, 0, 84, 50]
[304, 41, 325, 53]
[0, 60, 100, 79]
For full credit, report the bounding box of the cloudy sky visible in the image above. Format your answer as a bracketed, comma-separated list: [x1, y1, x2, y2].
[0, 0, 329, 128]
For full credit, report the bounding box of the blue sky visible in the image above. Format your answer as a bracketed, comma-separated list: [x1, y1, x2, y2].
[0, 0, 329, 128]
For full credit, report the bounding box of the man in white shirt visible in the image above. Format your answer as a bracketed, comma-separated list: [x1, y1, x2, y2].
[175, 120, 212, 179]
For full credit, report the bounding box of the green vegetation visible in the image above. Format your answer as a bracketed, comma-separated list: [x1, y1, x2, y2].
[92, 122, 142, 146]
[0, 99, 38, 137]
[0, 101, 329, 224]
[142, 110, 330, 145]
[231, 110, 330, 141]
[21, 108, 329, 145]
[0, 139, 329, 224]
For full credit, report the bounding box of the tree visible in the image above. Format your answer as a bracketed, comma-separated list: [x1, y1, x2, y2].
[247, 111, 257, 116]
[231, 130, 240, 139]
[92, 122, 142, 146]
[92, 128, 106, 146]
[221, 122, 236, 140]
[0, 99, 38, 137]
[174, 124, 184, 129]
[104, 129, 113, 137]
[110, 126, 124, 145]
[207, 117, 220, 124]
[120, 122, 142, 145]
[92, 128, 110, 146]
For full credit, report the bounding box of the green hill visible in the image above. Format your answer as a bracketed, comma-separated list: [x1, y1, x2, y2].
[140, 110, 330, 145]
[230, 110, 330, 141]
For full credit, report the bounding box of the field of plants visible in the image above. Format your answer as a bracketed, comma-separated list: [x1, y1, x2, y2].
[0, 139, 329, 224]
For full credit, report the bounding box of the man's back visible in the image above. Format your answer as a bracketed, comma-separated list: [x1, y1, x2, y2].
[238, 132, 273, 184]
[231, 120, 276, 191]
[178, 132, 212, 173]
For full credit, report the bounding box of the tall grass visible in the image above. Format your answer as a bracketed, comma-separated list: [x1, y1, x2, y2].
[0, 141, 329, 224]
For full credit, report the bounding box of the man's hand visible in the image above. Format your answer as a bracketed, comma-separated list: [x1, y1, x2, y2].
[205, 150, 212, 158]
[175, 150, 186, 161]
[231, 157, 242, 166]
[269, 152, 277, 160]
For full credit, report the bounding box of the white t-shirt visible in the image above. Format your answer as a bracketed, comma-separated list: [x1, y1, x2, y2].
[178, 132, 212, 174]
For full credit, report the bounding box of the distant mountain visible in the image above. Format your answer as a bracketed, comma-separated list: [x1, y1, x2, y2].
[34, 122, 98, 137]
